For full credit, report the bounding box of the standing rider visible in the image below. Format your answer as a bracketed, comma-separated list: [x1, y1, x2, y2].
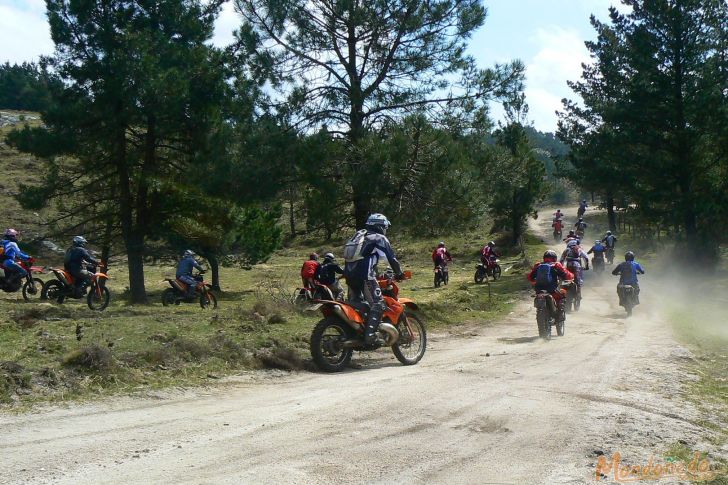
[344, 213, 404, 344]
[560, 239, 590, 286]
[1, 229, 32, 286]
[316, 252, 344, 300]
[480, 241, 499, 268]
[432, 241, 452, 268]
[64, 236, 99, 291]
[176, 249, 204, 300]
[527, 250, 574, 322]
[612, 251, 645, 306]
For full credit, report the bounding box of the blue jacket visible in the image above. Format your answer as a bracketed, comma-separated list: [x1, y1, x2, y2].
[1, 239, 30, 262]
[176, 256, 203, 278]
[612, 261, 644, 286]
[344, 232, 402, 281]
[588, 243, 607, 258]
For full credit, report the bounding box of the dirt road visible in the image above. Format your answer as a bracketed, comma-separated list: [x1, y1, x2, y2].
[1, 214, 722, 484]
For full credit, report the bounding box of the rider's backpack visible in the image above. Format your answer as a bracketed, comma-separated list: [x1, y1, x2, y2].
[535, 263, 555, 288]
[343, 229, 368, 263]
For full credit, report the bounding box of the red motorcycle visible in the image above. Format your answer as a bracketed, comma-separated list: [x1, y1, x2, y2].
[552, 219, 563, 240]
[0, 258, 46, 301]
[309, 272, 426, 372]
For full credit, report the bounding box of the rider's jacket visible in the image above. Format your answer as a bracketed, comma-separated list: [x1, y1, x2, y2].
[64, 246, 99, 273]
[432, 247, 452, 266]
[1, 239, 30, 263]
[527, 261, 574, 293]
[575, 221, 587, 231]
[588, 244, 607, 259]
[602, 234, 617, 248]
[560, 246, 589, 266]
[344, 232, 402, 281]
[316, 262, 343, 285]
[176, 255, 203, 279]
[612, 261, 644, 286]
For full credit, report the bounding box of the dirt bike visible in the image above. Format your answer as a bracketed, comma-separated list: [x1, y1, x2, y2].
[592, 256, 605, 275]
[575, 228, 586, 240]
[533, 280, 573, 340]
[308, 271, 426, 372]
[43, 262, 111, 311]
[552, 221, 563, 240]
[0, 258, 46, 301]
[606, 247, 615, 265]
[295, 281, 343, 306]
[577, 206, 586, 218]
[564, 262, 587, 312]
[474, 258, 501, 283]
[433, 264, 449, 288]
[161, 271, 217, 309]
[617, 284, 639, 316]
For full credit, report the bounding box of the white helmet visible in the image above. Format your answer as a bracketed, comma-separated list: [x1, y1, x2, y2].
[567, 239, 578, 248]
[365, 213, 391, 234]
[183, 249, 195, 258]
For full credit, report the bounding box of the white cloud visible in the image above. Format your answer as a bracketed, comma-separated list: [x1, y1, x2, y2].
[211, 1, 239, 48]
[524, 26, 591, 132]
[0, 3, 54, 64]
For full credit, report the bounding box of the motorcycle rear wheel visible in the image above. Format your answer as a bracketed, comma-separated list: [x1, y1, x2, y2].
[43, 280, 65, 303]
[199, 291, 218, 309]
[434, 273, 441, 288]
[22, 278, 44, 301]
[474, 267, 486, 284]
[536, 307, 551, 340]
[310, 317, 355, 372]
[161, 288, 177, 307]
[392, 312, 426, 365]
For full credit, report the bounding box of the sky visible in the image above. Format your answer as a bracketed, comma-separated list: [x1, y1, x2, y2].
[0, 0, 629, 133]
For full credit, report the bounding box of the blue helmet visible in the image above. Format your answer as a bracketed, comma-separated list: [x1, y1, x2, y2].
[366, 213, 391, 234]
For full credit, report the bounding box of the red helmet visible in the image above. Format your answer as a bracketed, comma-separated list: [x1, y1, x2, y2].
[4, 228, 19, 239]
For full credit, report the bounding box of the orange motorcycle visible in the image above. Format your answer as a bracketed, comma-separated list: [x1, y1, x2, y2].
[309, 272, 426, 372]
[161, 271, 217, 309]
[43, 262, 111, 311]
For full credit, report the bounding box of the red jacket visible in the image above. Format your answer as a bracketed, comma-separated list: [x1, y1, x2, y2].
[432, 247, 452, 265]
[300, 260, 320, 279]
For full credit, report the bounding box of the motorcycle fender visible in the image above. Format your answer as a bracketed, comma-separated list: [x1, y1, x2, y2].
[399, 298, 419, 311]
[534, 297, 547, 308]
[95, 272, 110, 280]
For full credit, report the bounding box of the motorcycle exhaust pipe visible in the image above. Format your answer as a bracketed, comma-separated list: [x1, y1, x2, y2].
[377, 322, 399, 346]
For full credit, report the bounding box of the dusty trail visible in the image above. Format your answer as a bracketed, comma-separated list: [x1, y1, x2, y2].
[0, 209, 720, 484]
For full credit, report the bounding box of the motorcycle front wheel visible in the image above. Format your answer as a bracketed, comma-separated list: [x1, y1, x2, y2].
[199, 291, 218, 309]
[87, 285, 110, 311]
[310, 317, 355, 372]
[392, 312, 426, 365]
[491, 264, 502, 281]
[22, 278, 45, 301]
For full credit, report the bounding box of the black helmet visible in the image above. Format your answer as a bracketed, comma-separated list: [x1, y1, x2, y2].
[543, 250, 558, 261]
[488, 241, 495, 247]
[73, 235, 88, 247]
[365, 213, 391, 235]
[625, 251, 635, 261]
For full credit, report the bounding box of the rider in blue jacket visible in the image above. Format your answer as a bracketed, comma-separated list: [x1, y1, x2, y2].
[344, 214, 404, 344]
[177, 250, 204, 299]
[2, 229, 31, 285]
[612, 251, 645, 305]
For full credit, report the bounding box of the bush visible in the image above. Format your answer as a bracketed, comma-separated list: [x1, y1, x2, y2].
[62, 344, 113, 370]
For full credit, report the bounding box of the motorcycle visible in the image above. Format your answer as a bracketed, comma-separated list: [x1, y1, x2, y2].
[161, 271, 217, 309]
[575, 228, 585, 240]
[592, 256, 605, 275]
[577, 206, 586, 218]
[308, 271, 426, 372]
[564, 262, 587, 312]
[474, 258, 502, 283]
[552, 220, 563, 240]
[433, 264, 449, 288]
[606, 247, 615, 265]
[0, 258, 46, 301]
[533, 280, 573, 340]
[42, 262, 111, 311]
[295, 281, 343, 306]
[617, 284, 639, 316]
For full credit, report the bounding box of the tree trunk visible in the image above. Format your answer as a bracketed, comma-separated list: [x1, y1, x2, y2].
[126, 232, 147, 303]
[208, 254, 221, 291]
[606, 195, 617, 232]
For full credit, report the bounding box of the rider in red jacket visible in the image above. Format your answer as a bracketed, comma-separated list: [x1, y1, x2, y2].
[527, 250, 574, 308]
[300, 253, 320, 289]
[480, 241, 499, 267]
[431, 242, 452, 268]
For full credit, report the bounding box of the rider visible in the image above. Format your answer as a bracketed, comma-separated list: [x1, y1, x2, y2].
[578, 199, 588, 216]
[560, 239, 590, 285]
[480, 241, 499, 267]
[553, 209, 564, 221]
[432, 241, 452, 268]
[176, 249, 204, 299]
[527, 250, 574, 322]
[612, 251, 645, 306]
[64, 236, 99, 289]
[587, 239, 607, 265]
[300, 253, 320, 289]
[574, 217, 588, 234]
[1, 229, 32, 285]
[602, 230, 618, 263]
[344, 213, 404, 344]
[563, 230, 579, 244]
[316, 252, 344, 299]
